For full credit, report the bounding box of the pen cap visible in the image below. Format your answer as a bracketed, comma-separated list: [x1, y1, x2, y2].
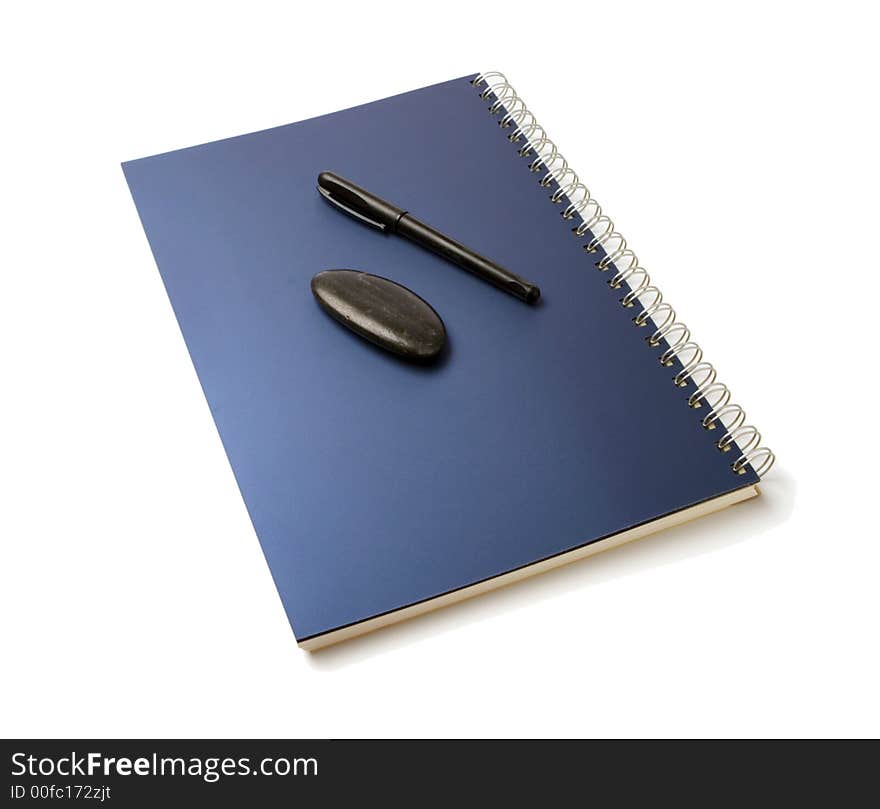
[317, 172, 407, 232]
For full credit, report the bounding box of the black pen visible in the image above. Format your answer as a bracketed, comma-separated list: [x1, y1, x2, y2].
[317, 171, 541, 304]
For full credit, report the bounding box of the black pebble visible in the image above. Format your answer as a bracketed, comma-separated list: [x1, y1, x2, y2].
[311, 270, 446, 362]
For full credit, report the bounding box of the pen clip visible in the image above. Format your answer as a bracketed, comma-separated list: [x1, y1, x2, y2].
[317, 185, 388, 231]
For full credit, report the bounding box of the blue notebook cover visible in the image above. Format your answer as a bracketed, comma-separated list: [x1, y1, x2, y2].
[122, 74, 759, 646]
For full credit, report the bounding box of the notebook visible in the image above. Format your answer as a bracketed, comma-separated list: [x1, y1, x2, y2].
[122, 72, 774, 649]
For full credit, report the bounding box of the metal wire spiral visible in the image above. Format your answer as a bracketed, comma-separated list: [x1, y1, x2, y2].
[472, 71, 775, 478]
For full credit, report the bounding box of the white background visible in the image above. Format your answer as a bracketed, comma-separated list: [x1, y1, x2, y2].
[1, 1, 877, 738]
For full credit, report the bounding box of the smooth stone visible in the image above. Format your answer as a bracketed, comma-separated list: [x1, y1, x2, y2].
[311, 270, 446, 362]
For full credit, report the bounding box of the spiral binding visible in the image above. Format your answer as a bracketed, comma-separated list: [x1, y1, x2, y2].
[472, 72, 775, 478]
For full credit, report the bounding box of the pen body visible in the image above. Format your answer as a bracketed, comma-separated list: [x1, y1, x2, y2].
[396, 214, 540, 304]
